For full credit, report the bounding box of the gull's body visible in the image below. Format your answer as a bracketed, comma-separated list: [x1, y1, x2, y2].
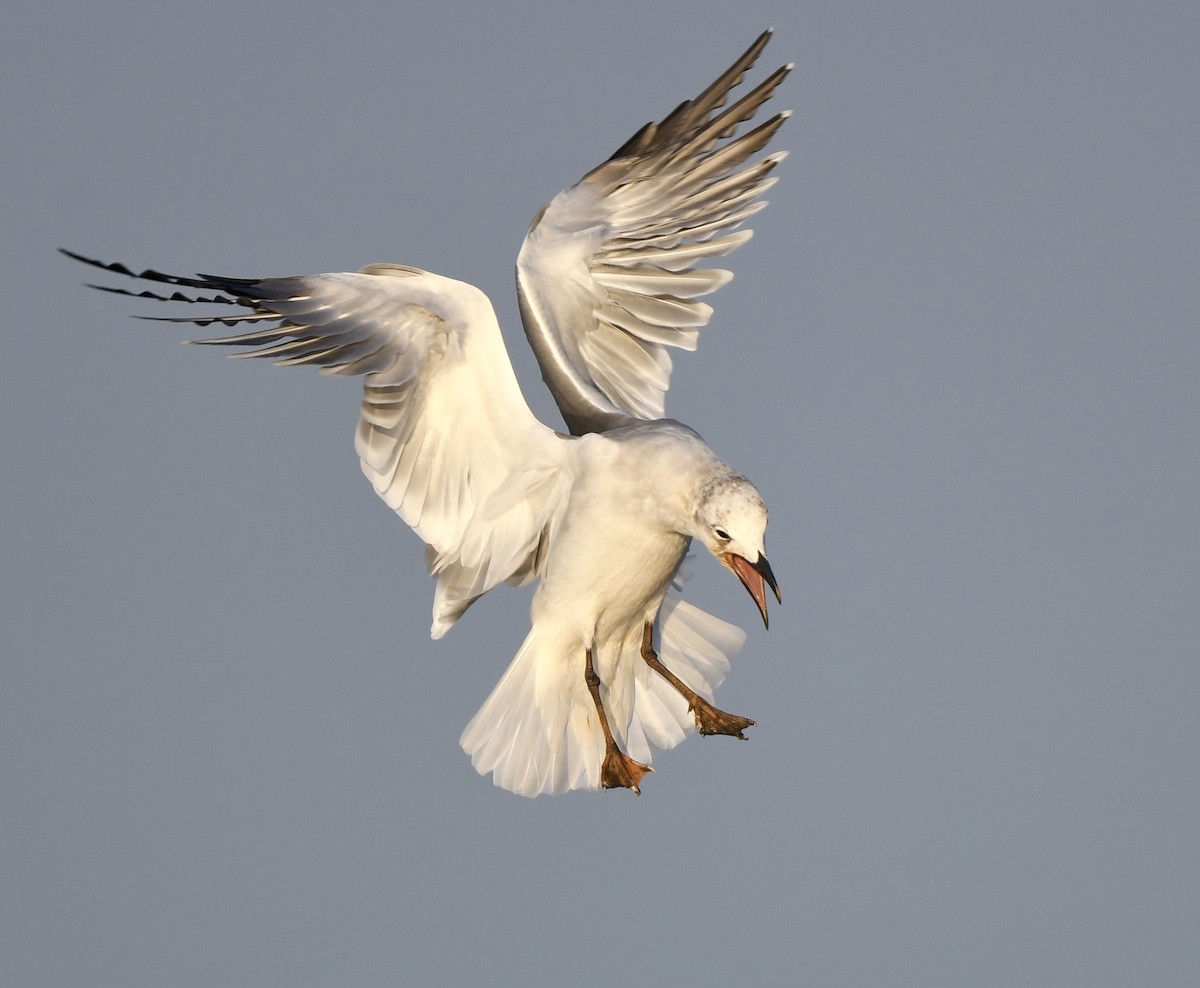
[462, 421, 752, 795]
[65, 32, 789, 797]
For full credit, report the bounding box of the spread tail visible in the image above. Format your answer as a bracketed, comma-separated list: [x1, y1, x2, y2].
[459, 630, 603, 797]
[459, 593, 747, 797]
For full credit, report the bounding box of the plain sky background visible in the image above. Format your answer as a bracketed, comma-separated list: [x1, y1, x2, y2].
[3, 1, 1198, 984]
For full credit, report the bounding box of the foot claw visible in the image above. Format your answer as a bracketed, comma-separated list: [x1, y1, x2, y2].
[601, 748, 653, 794]
[690, 697, 756, 740]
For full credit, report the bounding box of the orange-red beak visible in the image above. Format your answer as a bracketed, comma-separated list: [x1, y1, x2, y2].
[725, 552, 781, 629]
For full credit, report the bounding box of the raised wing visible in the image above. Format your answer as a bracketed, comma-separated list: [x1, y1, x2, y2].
[516, 30, 791, 435]
[61, 249, 573, 638]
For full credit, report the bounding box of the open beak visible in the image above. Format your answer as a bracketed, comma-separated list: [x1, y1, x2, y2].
[725, 552, 782, 629]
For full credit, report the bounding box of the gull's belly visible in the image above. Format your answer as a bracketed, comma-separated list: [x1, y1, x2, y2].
[592, 531, 687, 639]
[534, 519, 689, 645]
[531, 422, 709, 646]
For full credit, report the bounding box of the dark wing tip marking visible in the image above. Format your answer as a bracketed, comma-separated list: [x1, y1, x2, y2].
[62, 248, 400, 378]
[60, 247, 268, 295]
[609, 29, 786, 163]
[61, 247, 292, 334]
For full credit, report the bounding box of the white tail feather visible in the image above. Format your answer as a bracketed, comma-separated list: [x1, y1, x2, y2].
[460, 631, 604, 797]
[459, 593, 747, 797]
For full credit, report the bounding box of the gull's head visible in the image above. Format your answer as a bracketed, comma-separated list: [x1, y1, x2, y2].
[693, 472, 781, 629]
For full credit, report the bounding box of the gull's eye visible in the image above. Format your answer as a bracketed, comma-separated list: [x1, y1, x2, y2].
[715, 528, 731, 541]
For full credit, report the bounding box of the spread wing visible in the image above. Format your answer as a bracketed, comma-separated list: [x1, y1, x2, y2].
[61, 249, 573, 638]
[516, 30, 791, 435]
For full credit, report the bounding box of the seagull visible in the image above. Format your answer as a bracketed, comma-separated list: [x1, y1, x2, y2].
[63, 30, 789, 797]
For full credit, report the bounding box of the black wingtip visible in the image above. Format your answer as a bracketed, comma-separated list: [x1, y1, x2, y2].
[60, 247, 136, 279]
[60, 248, 264, 296]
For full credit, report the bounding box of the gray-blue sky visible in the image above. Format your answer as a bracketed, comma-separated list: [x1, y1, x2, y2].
[4, 1, 1198, 984]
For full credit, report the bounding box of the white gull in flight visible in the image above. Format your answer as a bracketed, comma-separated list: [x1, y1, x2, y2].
[63, 31, 789, 797]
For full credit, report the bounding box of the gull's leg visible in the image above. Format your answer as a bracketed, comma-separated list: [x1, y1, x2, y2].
[584, 647, 652, 794]
[640, 622, 756, 739]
